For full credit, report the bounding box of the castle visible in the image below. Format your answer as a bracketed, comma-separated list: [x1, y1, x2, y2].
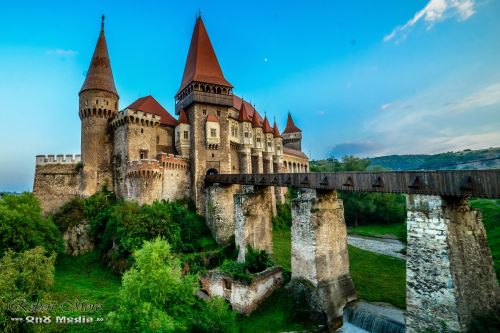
[33, 15, 309, 214]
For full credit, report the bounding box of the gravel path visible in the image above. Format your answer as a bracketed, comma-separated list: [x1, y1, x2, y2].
[347, 235, 406, 260]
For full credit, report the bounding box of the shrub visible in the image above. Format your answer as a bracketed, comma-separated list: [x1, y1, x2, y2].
[244, 246, 274, 273]
[0, 247, 56, 332]
[191, 297, 237, 333]
[0, 193, 63, 255]
[219, 260, 252, 284]
[51, 197, 85, 232]
[107, 238, 237, 333]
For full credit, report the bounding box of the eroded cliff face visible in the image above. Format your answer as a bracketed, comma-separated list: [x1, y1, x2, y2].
[62, 220, 94, 256]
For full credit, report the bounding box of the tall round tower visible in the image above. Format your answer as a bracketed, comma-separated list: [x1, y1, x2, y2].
[78, 16, 119, 196]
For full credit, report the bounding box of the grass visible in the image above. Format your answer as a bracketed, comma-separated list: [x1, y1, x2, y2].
[237, 288, 311, 333]
[348, 223, 406, 241]
[470, 198, 500, 282]
[46, 251, 121, 332]
[272, 228, 407, 309]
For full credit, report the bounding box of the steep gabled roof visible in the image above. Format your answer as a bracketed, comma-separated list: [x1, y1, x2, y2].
[262, 116, 273, 133]
[272, 120, 282, 138]
[127, 95, 178, 126]
[206, 114, 219, 122]
[178, 109, 189, 124]
[238, 101, 251, 122]
[177, 17, 232, 94]
[283, 112, 302, 134]
[80, 18, 118, 97]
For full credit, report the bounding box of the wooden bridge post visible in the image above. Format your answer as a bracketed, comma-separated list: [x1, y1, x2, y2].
[406, 194, 499, 333]
[290, 188, 357, 331]
[233, 185, 274, 262]
[205, 183, 239, 245]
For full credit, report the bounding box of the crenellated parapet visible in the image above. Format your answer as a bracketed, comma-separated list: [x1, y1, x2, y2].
[36, 154, 82, 165]
[126, 159, 163, 178]
[157, 153, 189, 171]
[110, 108, 161, 129]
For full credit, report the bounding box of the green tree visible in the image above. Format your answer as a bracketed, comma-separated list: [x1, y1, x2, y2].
[0, 193, 63, 255]
[107, 238, 237, 332]
[0, 247, 56, 333]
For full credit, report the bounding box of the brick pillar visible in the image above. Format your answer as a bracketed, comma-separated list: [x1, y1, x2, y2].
[291, 188, 357, 331]
[205, 183, 238, 245]
[234, 185, 274, 262]
[406, 194, 499, 333]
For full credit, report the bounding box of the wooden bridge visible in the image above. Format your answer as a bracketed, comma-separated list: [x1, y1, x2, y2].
[204, 169, 500, 332]
[205, 169, 500, 198]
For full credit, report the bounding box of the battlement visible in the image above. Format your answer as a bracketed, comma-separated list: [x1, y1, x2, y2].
[127, 159, 163, 178]
[110, 108, 161, 129]
[36, 154, 81, 165]
[157, 153, 189, 170]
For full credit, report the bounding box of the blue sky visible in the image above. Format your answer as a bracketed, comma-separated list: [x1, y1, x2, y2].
[0, 0, 499, 191]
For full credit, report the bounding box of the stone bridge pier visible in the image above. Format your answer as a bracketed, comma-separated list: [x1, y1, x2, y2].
[205, 183, 239, 244]
[291, 188, 357, 331]
[406, 194, 499, 333]
[234, 185, 274, 262]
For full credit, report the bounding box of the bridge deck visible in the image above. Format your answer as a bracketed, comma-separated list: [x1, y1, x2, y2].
[205, 170, 500, 198]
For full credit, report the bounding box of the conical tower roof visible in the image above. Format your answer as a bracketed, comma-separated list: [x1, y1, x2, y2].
[238, 101, 251, 122]
[272, 120, 282, 138]
[262, 116, 273, 133]
[178, 109, 189, 124]
[177, 16, 232, 94]
[283, 112, 301, 134]
[80, 16, 118, 97]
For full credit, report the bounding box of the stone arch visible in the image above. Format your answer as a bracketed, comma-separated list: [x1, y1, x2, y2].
[206, 168, 219, 175]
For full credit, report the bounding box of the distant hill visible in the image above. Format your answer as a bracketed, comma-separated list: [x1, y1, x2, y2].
[368, 148, 500, 171]
[311, 147, 500, 171]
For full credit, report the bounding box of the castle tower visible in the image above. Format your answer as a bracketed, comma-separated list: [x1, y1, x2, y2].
[251, 107, 264, 173]
[262, 116, 274, 173]
[175, 16, 234, 212]
[79, 16, 119, 196]
[238, 102, 252, 173]
[282, 112, 302, 151]
[175, 109, 191, 157]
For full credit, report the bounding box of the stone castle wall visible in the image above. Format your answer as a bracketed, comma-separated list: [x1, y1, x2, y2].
[33, 155, 81, 214]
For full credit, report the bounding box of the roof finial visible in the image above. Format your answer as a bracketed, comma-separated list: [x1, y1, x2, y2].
[196, 9, 202, 20]
[101, 14, 105, 31]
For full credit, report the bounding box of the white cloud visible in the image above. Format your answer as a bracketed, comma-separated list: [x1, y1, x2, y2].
[384, 0, 476, 42]
[360, 82, 500, 155]
[380, 103, 393, 111]
[46, 49, 78, 56]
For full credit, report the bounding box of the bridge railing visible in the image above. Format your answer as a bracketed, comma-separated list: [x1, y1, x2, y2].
[205, 170, 500, 198]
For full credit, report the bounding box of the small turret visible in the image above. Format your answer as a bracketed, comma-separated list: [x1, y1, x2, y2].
[79, 15, 119, 196]
[273, 120, 283, 156]
[282, 112, 302, 151]
[175, 109, 190, 157]
[239, 102, 252, 146]
[262, 116, 274, 154]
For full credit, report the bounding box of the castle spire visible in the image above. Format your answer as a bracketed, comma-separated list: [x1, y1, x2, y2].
[262, 116, 273, 133]
[283, 112, 301, 134]
[272, 119, 282, 138]
[80, 16, 118, 97]
[177, 16, 232, 95]
[238, 101, 251, 122]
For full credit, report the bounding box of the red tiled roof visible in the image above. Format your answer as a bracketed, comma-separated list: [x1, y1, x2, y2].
[232, 95, 263, 125]
[283, 147, 308, 159]
[127, 95, 178, 126]
[178, 109, 189, 124]
[80, 22, 118, 97]
[262, 116, 273, 133]
[272, 120, 282, 138]
[238, 101, 251, 122]
[206, 114, 219, 122]
[177, 17, 232, 94]
[283, 112, 301, 134]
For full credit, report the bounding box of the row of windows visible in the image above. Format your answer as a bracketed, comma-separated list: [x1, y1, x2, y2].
[83, 99, 116, 108]
[202, 109, 221, 117]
